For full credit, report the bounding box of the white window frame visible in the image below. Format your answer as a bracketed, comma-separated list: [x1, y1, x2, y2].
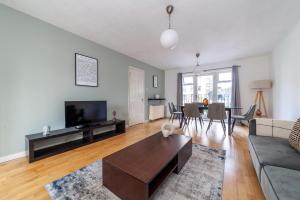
[182, 69, 232, 105]
[182, 75, 195, 104]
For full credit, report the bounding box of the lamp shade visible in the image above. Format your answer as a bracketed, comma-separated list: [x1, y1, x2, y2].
[251, 80, 272, 89]
[160, 29, 179, 49]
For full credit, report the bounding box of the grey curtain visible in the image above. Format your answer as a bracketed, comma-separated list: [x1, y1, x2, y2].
[231, 66, 242, 115]
[177, 73, 183, 107]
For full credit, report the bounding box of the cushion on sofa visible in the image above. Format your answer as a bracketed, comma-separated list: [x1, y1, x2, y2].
[289, 118, 300, 152]
[261, 166, 300, 200]
[249, 135, 300, 171]
[273, 119, 294, 139]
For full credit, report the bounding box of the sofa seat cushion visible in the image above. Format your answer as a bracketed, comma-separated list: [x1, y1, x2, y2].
[262, 166, 300, 200]
[249, 135, 300, 171]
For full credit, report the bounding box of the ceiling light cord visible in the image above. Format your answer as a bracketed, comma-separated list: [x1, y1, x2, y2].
[166, 5, 174, 29]
[169, 14, 171, 29]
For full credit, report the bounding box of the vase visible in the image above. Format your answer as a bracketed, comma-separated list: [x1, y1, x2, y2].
[203, 98, 209, 106]
[256, 109, 262, 116]
[112, 110, 117, 121]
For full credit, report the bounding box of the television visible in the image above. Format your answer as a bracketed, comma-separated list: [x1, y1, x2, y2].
[65, 101, 107, 128]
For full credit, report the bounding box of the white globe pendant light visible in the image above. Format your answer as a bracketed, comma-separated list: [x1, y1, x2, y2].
[160, 5, 179, 50]
[160, 29, 179, 50]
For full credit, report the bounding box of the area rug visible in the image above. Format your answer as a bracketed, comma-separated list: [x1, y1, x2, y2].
[45, 144, 226, 200]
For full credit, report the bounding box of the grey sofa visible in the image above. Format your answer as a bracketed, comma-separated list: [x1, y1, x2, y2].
[249, 118, 300, 200]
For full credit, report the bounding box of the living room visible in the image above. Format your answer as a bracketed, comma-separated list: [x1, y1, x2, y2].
[0, 1, 300, 200]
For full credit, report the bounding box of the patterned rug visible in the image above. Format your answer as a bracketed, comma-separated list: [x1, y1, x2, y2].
[45, 144, 226, 200]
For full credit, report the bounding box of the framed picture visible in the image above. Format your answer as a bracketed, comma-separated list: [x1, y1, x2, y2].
[75, 53, 98, 87]
[153, 75, 158, 88]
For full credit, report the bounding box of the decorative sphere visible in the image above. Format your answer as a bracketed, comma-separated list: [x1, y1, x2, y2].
[160, 29, 179, 50]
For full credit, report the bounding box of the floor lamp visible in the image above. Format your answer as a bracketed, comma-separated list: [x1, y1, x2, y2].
[251, 80, 272, 117]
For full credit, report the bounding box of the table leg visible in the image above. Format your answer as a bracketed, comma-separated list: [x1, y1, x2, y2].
[180, 107, 184, 128]
[228, 109, 232, 135]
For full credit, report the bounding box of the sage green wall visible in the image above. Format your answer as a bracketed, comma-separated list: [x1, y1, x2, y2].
[0, 4, 165, 157]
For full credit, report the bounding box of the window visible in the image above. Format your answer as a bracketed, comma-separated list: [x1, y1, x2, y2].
[218, 72, 232, 81]
[182, 70, 232, 106]
[217, 72, 232, 107]
[182, 76, 194, 103]
[196, 75, 213, 103]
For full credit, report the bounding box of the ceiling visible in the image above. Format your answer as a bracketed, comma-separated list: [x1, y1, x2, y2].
[1, 0, 300, 70]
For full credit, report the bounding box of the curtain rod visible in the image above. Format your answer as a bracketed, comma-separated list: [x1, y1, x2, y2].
[181, 66, 240, 75]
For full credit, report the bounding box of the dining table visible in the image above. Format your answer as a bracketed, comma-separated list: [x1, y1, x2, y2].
[179, 105, 242, 135]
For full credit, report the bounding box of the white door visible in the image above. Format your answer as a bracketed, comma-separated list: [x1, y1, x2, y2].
[128, 66, 145, 126]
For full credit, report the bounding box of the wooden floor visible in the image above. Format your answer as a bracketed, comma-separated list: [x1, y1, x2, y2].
[0, 119, 265, 200]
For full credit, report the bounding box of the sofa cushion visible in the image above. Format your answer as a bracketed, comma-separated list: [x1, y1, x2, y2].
[249, 135, 300, 171]
[289, 118, 300, 152]
[273, 119, 294, 139]
[261, 166, 300, 200]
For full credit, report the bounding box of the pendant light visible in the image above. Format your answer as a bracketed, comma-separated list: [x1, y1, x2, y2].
[160, 5, 179, 50]
[193, 53, 200, 73]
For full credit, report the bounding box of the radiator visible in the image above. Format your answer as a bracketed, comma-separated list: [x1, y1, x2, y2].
[149, 105, 165, 120]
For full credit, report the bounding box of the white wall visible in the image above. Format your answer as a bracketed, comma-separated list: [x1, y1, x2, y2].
[165, 54, 272, 116]
[272, 22, 300, 121]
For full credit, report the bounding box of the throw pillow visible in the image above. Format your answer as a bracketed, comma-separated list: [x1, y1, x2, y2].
[289, 118, 300, 152]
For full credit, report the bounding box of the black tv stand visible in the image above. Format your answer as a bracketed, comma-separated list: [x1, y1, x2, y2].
[25, 119, 125, 163]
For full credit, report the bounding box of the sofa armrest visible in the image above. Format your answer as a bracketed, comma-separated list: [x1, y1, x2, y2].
[255, 118, 273, 137]
[249, 119, 256, 135]
[249, 118, 294, 139]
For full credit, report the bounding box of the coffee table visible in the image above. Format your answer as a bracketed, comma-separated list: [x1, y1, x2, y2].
[103, 132, 192, 200]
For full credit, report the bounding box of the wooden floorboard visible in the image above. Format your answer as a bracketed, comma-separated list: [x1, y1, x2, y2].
[0, 119, 265, 200]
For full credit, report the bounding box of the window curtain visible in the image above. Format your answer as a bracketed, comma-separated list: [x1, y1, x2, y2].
[177, 73, 183, 107]
[231, 66, 242, 115]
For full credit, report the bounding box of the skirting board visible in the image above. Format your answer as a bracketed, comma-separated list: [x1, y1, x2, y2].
[0, 126, 130, 164]
[0, 151, 25, 163]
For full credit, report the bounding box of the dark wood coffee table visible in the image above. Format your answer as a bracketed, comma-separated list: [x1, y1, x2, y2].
[103, 132, 192, 200]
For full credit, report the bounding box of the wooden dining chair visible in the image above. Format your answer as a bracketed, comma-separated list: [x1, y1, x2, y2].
[183, 103, 203, 130]
[206, 103, 227, 135]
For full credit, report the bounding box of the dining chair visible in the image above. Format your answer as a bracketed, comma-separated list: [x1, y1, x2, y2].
[171, 102, 179, 112]
[193, 102, 204, 114]
[168, 102, 181, 123]
[231, 104, 256, 131]
[192, 102, 204, 125]
[183, 103, 203, 130]
[206, 103, 227, 135]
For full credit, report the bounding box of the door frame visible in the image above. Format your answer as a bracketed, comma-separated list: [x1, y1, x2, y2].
[128, 66, 145, 126]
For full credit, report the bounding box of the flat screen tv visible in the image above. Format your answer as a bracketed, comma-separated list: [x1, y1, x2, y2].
[65, 101, 107, 128]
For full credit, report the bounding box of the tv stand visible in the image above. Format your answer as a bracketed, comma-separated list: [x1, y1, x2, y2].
[25, 120, 125, 163]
